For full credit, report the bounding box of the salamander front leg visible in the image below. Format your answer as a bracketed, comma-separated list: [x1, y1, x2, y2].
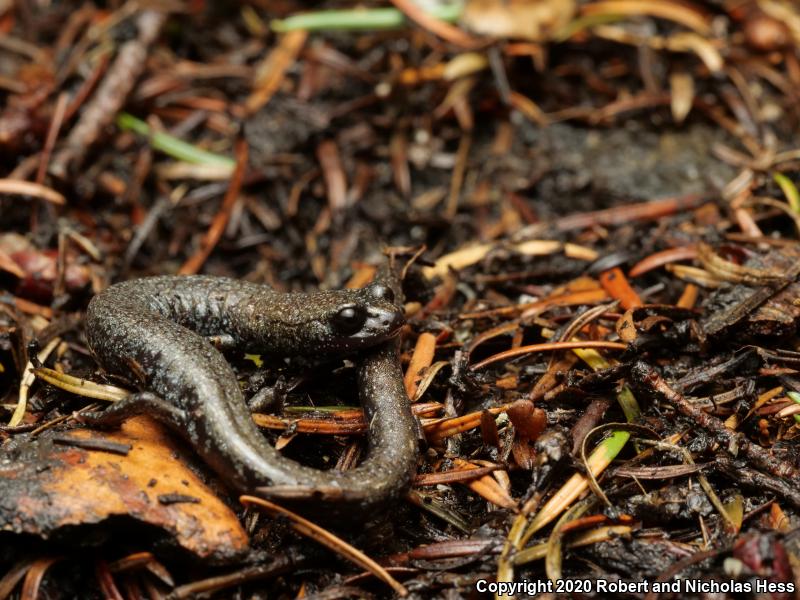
[79, 391, 187, 430]
[247, 376, 296, 413]
[206, 333, 236, 351]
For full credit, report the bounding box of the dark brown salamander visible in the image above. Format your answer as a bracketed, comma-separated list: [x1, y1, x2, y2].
[84, 274, 418, 508]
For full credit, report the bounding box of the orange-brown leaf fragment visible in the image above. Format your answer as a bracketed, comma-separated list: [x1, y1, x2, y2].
[0, 417, 248, 561]
[462, 0, 575, 41]
[506, 400, 546, 440]
[507, 400, 545, 470]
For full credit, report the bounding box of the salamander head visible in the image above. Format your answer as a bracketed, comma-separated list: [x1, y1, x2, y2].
[325, 282, 404, 350]
[250, 281, 404, 354]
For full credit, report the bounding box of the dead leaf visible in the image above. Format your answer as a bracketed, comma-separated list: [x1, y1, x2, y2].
[511, 438, 536, 470]
[462, 0, 576, 41]
[0, 417, 248, 561]
[0, 233, 91, 301]
[507, 400, 546, 470]
[506, 400, 546, 440]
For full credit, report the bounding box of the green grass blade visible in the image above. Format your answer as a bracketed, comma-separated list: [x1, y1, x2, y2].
[116, 112, 235, 167]
[272, 4, 463, 32]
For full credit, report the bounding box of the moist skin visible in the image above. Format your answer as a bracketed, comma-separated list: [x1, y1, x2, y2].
[85, 275, 418, 508]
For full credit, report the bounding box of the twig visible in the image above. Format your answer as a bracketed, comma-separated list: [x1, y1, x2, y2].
[50, 9, 166, 175]
[240, 496, 408, 597]
[179, 138, 248, 275]
[630, 361, 800, 480]
[389, 0, 484, 49]
[0, 179, 65, 205]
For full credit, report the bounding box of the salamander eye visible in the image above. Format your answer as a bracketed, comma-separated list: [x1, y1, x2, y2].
[332, 304, 367, 335]
[368, 283, 395, 303]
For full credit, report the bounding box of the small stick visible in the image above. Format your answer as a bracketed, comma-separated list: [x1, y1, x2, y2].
[631, 361, 800, 480]
[178, 138, 248, 275]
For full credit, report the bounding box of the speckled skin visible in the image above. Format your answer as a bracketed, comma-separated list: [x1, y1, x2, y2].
[85, 275, 418, 508]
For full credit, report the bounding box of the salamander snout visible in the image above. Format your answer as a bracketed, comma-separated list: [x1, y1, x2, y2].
[368, 304, 404, 334]
[357, 304, 404, 343]
[363, 281, 403, 336]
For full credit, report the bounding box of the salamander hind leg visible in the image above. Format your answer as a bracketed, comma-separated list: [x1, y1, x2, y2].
[80, 391, 187, 430]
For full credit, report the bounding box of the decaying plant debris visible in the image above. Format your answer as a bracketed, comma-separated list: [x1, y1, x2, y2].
[3, 0, 800, 598]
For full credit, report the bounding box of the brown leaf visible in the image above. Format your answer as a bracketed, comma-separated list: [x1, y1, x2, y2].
[511, 438, 536, 470]
[0, 417, 248, 561]
[462, 0, 576, 41]
[0, 232, 91, 301]
[480, 409, 500, 448]
[506, 400, 546, 441]
[451, 459, 517, 510]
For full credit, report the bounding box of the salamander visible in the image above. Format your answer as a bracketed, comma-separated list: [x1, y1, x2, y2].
[84, 274, 418, 508]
